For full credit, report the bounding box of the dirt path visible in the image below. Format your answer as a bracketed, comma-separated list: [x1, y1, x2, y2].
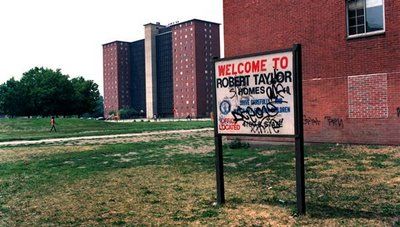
[0, 128, 214, 146]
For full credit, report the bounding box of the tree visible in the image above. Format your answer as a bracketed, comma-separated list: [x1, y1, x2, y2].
[92, 96, 104, 118]
[70, 77, 101, 117]
[20, 67, 74, 116]
[0, 67, 102, 116]
[0, 78, 27, 117]
[0, 67, 101, 117]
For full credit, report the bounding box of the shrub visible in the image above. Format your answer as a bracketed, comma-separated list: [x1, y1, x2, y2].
[119, 108, 138, 119]
[228, 138, 250, 149]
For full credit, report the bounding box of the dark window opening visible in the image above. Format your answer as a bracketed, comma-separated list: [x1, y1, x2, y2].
[347, 0, 384, 37]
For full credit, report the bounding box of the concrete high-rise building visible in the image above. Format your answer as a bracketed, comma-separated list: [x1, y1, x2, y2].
[103, 19, 220, 119]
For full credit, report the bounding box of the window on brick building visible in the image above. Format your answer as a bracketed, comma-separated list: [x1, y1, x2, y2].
[346, 0, 385, 37]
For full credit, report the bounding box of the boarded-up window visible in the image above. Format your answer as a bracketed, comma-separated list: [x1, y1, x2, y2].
[348, 74, 388, 118]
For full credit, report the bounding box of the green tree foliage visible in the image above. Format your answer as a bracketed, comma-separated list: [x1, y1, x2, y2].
[0, 78, 27, 117]
[20, 67, 74, 116]
[93, 96, 104, 118]
[119, 108, 139, 119]
[71, 77, 100, 117]
[0, 67, 101, 117]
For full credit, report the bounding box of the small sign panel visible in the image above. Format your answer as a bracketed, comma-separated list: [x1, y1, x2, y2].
[215, 51, 295, 135]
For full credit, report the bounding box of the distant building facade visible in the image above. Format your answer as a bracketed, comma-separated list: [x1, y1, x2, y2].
[103, 19, 220, 118]
[103, 41, 132, 115]
[130, 40, 146, 116]
[223, 0, 400, 144]
[172, 20, 220, 118]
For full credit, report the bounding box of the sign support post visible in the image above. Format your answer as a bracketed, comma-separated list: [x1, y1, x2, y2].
[213, 57, 225, 205]
[293, 44, 306, 215]
[214, 134, 225, 205]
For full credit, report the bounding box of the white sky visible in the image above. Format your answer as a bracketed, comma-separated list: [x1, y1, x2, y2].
[0, 0, 224, 95]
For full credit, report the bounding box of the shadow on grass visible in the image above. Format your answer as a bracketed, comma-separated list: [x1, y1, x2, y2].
[306, 203, 398, 219]
[256, 197, 398, 220]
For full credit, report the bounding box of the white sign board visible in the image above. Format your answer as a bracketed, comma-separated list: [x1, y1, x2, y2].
[215, 51, 295, 135]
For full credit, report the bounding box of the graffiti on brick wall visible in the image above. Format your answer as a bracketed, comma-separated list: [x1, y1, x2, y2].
[303, 115, 321, 126]
[397, 107, 400, 118]
[324, 116, 344, 128]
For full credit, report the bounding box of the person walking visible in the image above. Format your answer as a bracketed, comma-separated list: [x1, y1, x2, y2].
[50, 116, 57, 132]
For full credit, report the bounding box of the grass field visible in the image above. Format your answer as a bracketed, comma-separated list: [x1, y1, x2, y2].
[0, 131, 399, 226]
[0, 118, 212, 142]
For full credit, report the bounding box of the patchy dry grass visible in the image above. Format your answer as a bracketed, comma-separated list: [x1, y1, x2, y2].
[0, 145, 98, 163]
[0, 118, 212, 142]
[0, 134, 399, 226]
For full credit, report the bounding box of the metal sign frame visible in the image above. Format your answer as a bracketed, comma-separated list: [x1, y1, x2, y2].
[212, 44, 305, 215]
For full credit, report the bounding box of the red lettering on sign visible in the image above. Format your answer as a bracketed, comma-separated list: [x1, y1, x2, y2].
[245, 62, 251, 73]
[272, 57, 279, 69]
[219, 118, 241, 131]
[251, 61, 260, 72]
[261, 59, 267, 71]
[281, 57, 288, 69]
[217, 59, 268, 77]
[238, 63, 244, 74]
[272, 56, 289, 69]
[226, 64, 232, 76]
[218, 65, 226, 76]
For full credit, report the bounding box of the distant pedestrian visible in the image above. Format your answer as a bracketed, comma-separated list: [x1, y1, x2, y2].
[50, 116, 57, 132]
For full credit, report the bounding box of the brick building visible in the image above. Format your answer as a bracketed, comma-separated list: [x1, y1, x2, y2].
[172, 21, 220, 118]
[103, 19, 220, 119]
[223, 0, 400, 144]
[103, 41, 132, 115]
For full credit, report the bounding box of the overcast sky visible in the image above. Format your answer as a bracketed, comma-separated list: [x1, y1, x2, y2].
[0, 0, 224, 95]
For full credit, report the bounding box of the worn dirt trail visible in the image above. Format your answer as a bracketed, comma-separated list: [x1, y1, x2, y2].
[0, 128, 213, 146]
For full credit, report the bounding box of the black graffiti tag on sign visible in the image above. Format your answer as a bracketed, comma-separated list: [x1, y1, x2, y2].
[231, 105, 283, 134]
[230, 77, 290, 134]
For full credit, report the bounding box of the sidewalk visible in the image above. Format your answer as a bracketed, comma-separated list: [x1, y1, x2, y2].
[0, 128, 213, 147]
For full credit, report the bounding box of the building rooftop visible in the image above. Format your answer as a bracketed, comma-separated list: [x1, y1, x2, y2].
[102, 40, 131, 46]
[169, 19, 220, 28]
[103, 19, 220, 46]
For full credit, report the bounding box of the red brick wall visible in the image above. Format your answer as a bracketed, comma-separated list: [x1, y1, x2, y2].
[172, 20, 220, 118]
[103, 42, 131, 117]
[103, 43, 119, 117]
[348, 74, 388, 119]
[223, 0, 400, 144]
[172, 22, 197, 118]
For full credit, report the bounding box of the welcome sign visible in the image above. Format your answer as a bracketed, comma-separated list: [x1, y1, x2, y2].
[215, 51, 295, 135]
[212, 45, 305, 215]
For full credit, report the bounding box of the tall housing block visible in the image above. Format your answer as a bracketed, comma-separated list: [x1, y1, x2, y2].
[172, 20, 220, 118]
[103, 41, 131, 117]
[102, 19, 221, 119]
